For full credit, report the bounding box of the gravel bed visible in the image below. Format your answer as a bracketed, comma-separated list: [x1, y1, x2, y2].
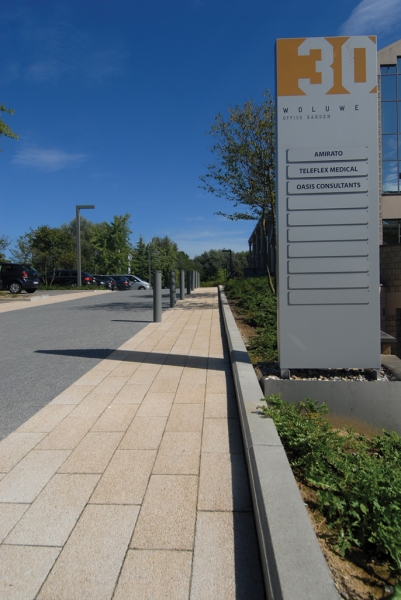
[259, 363, 398, 382]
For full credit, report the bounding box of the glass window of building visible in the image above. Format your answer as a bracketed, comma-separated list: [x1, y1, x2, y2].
[383, 219, 401, 244]
[381, 60, 401, 193]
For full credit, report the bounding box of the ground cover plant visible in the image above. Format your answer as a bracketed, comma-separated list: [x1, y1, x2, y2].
[260, 394, 401, 597]
[224, 276, 277, 361]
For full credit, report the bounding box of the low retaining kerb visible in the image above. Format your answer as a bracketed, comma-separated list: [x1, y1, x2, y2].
[218, 286, 339, 600]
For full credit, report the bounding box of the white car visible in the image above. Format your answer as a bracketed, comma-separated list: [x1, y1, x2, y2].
[121, 275, 151, 290]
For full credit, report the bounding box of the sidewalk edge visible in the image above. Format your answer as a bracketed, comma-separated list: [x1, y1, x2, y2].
[218, 286, 339, 600]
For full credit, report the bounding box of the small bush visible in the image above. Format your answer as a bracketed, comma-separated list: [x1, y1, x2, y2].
[260, 394, 401, 573]
[224, 277, 277, 361]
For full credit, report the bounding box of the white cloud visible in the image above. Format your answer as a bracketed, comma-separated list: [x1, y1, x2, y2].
[171, 227, 250, 257]
[12, 146, 88, 172]
[340, 0, 401, 36]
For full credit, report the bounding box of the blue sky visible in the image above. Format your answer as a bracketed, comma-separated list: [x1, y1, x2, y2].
[2, 0, 401, 257]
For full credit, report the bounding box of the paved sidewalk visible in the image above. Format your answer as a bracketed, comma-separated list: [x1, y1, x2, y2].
[0, 288, 265, 599]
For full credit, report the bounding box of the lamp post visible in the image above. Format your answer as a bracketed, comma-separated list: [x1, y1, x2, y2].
[76, 205, 95, 287]
[222, 248, 232, 279]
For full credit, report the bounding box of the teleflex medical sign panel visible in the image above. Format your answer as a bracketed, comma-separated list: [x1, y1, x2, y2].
[276, 37, 380, 370]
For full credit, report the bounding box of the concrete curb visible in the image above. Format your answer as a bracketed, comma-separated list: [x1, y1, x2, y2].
[218, 286, 339, 600]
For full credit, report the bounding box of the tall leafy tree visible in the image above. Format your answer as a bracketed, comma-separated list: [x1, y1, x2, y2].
[131, 235, 149, 281]
[28, 225, 74, 281]
[91, 214, 133, 274]
[0, 104, 19, 150]
[199, 91, 276, 292]
[0, 232, 11, 261]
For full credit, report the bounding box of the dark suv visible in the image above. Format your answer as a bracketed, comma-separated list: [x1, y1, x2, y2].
[42, 270, 95, 286]
[0, 263, 40, 294]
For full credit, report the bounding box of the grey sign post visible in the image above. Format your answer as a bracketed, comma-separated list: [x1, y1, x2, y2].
[180, 270, 185, 300]
[186, 271, 191, 295]
[276, 37, 380, 376]
[76, 205, 95, 287]
[170, 270, 176, 308]
[153, 270, 162, 323]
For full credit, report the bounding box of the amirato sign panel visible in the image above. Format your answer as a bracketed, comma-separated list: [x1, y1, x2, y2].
[276, 36, 380, 372]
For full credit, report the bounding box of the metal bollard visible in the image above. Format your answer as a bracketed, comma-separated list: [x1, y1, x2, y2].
[180, 270, 185, 300]
[170, 269, 176, 308]
[153, 270, 162, 322]
[186, 270, 191, 295]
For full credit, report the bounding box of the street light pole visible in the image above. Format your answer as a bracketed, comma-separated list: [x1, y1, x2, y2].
[76, 205, 95, 287]
[222, 249, 232, 278]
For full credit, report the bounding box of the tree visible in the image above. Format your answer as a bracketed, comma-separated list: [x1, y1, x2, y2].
[199, 91, 276, 292]
[0, 105, 19, 150]
[28, 225, 74, 281]
[194, 249, 249, 281]
[131, 235, 149, 281]
[0, 232, 11, 261]
[91, 214, 133, 274]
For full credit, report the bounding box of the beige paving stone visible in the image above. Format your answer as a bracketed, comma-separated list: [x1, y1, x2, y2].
[90, 404, 138, 432]
[95, 375, 129, 394]
[204, 393, 238, 419]
[197, 453, 252, 511]
[0, 474, 4, 481]
[16, 404, 74, 433]
[37, 504, 139, 600]
[5, 474, 100, 546]
[58, 431, 123, 473]
[131, 474, 197, 550]
[0, 450, 70, 503]
[0, 503, 29, 542]
[166, 404, 204, 432]
[36, 417, 94, 450]
[73, 370, 109, 386]
[153, 432, 201, 474]
[136, 392, 174, 417]
[119, 417, 167, 450]
[128, 370, 158, 385]
[112, 383, 151, 404]
[50, 384, 95, 404]
[67, 392, 114, 419]
[148, 378, 180, 394]
[202, 419, 244, 454]
[107, 361, 142, 377]
[180, 368, 207, 384]
[91, 358, 121, 372]
[206, 378, 235, 394]
[90, 449, 156, 504]
[190, 512, 265, 600]
[113, 549, 192, 600]
[0, 545, 61, 600]
[174, 383, 206, 403]
[0, 432, 45, 472]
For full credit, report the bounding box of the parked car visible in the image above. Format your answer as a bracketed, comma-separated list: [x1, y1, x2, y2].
[41, 270, 96, 287]
[118, 274, 151, 290]
[108, 275, 131, 290]
[0, 263, 40, 294]
[93, 275, 117, 291]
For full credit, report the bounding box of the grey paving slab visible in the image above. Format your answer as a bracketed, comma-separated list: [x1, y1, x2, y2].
[0, 503, 29, 543]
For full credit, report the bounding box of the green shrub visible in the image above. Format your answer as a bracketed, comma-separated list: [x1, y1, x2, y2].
[224, 277, 277, 361]
[260, 395, 401, 572]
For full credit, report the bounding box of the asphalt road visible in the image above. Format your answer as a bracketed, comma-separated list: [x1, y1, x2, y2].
[0, 289, 171, 440]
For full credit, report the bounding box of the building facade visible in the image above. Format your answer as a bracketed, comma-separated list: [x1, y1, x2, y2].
[379, 40, 401, 351]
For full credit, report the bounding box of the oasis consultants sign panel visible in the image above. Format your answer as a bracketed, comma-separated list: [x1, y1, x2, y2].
[276, 36, 380, 371]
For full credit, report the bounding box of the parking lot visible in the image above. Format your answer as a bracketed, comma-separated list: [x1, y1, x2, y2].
[0, 289, 171, 440]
